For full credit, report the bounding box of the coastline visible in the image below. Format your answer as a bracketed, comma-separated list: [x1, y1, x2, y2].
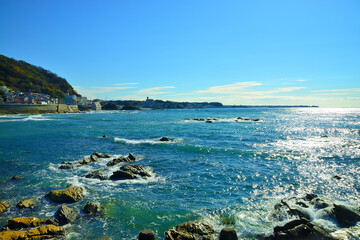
[0, 104, 79, 115]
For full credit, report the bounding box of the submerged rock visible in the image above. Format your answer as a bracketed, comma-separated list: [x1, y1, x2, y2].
[11, 175, 22, 180]
[83, 202, 102, 215]
[3, 216, 59, 230]
[159, 137, 170, 142]
[0, 201, 9, 215]
[120, 164, 151, 178]
[59, 161, 79, 169]
[83, 170, 107, 180]
[17, 198, 37, 209]
[55, 205, 78, 225]
[46, 185, 84, 203]
[107, 155, 133, 167]
[165, 220, 215, 240]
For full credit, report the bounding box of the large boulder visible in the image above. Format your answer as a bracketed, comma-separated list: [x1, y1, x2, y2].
[329, 204, 360, 227]
[159, 137, 170, 142]
[273, 200, 310, 220]
[59, 161, 79, 169]
[0, 201, 9, 215]
[120, 164, 151, 178]
[17, 198, 37, 209]
[109, 170, 137, 180]
[266, 218, 335, 240]
[55, 205, 78, 225]
[92, 152, 111, 158]
[139, 229, 156, 240]
[83, 202, 102, 215]
[219, 228, 238, 240]
[106, 156, 133, 167]
[3, 217, 59, 230]
[0, 224, 64, 239]
[165, 220, 215, 240]
[46, 185, 84, 203]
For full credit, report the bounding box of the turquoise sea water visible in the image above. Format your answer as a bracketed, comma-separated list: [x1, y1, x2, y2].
[0, 108, 360, 239]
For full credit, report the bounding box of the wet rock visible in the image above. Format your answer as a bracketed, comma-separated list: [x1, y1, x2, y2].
[274, 200, 310, 220]
[110, 170, 137, 180]
[0, 201, 9, 215]
[46, 185, 84, 203]
[11, 175, 22, 180]
[0, 224, 64, 239]
[60, 161, 79, 169]
[102, 135, 107, 138]
[253, 119, 260, 122]
[98, 237, 113, 240]
[93, 152, 111, 158]
[310, 198, 329, 209]
[4, 216, 59, 230]
[165, 220, 215, 240]
[139, 229, 156, 240]
[266, 218, 335, 240]
[295, 201, 308, 208]
[120, 164, 151, 178]
[333, 175, 342, 180]
[330, 204, 360, 227]
[83, 202, 102, 215]
[107, 156, 133, 167]
[90, 154, 99, 162]
[79, 157, 92, 165]
[84, 170, 107, 180]
[205, 120, 213, 123]
[128, 153, 136, 161]
[159, 137, 170, 142]
[219, 227, 238, 240]
[17, 198, 37, 209]
[55, 205, 78, 225]
[305, 193, 318, 201]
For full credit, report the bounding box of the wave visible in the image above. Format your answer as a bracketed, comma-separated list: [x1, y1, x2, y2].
[0, 114, 52, 122]
[113, 137, 183, 145]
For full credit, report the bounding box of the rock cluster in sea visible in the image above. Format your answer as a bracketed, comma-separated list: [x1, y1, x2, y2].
[186, 117, 260, 123]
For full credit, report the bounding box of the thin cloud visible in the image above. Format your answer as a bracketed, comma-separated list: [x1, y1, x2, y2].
[195, 82, 262, 94]
[312, 88, 360, 93]
[113, 83, 138, 86]
[91, 86, 136, 91]
[136, 86, 175, 95]
[297, 79, 307, 82]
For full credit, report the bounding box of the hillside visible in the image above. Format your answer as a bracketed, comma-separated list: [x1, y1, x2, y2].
[0, 54, 78, 99]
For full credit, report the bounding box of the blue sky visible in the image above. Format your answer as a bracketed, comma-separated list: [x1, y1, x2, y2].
[0, 0, 359, 107]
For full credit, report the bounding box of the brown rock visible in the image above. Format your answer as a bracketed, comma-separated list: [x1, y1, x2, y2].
[55, 205, 78, 225]
[120, 164, 151, 177]
[0, 201, 9, 215]
[139, 229, 156, 240]
[0, 224, 64, 239]
[46, 185, 84, 203]
[17, 198, 37, 209]
[83, 202, 102, 215]
[6, 216, 59, 230]
[165, 220, 215, 240]
[109, 170, 137, 180]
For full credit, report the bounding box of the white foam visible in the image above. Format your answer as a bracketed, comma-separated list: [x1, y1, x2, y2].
[114, 137, 183, 145]
[0, 114, 53, 122]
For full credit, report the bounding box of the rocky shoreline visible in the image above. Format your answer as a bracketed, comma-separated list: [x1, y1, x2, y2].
[1, 143, 360, 239]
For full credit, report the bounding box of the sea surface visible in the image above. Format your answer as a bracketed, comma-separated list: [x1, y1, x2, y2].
[0, 108, 359, 239]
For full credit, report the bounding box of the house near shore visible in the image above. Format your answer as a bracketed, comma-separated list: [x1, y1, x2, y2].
[91, 101, 102, 111]
[65, 92, 77, 106]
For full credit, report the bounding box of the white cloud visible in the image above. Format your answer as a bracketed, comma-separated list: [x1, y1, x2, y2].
[136, 86, 175, 95]
[195, 82, 262, 94]
[312, 88, 360, 94]
[297, 79, 307, 82]
[113, 83, 138, 86]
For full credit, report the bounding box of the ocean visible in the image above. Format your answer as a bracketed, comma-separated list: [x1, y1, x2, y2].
[0, 107, 359, 239]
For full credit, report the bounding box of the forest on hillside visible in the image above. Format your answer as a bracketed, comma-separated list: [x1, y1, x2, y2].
[0, 55, 78, 99]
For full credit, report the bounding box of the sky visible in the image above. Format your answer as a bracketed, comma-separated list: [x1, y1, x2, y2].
[0, 0, 359, 107]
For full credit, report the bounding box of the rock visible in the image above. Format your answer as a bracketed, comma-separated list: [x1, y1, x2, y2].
[159, 137, 170, 142]
[266, 218, 335, 240]
[330, 204, 360, 227]
[219, 227, 238, 240]
[165, 220, 215, 240]
[120, 164, 151, 177]
[253, 119, 260, 122]
[93, 152, 111, 158]
[128, 153, 136, 161]
[90, 153, 99, 162]
[310, 198, 329, 209]
[98, 237, 113, 240]
[5, 216, 59, 230]
[205, 120, 213, 123]
[11, 175, 22, 180]
[139, 229, 156, 240]
[0, 201, 9, 215]
[274, 200, 310, 220]
[17, 198, 37, 209]
[107, 156, 133, 167]
[46, 185, 84, 203]
[83, 202, 102, 215]
[79, 157, 92, 165]
[55, 205, 78, 225]
[84, 170, 107, 180]
[304, 193, 318, 201]
[102, 135, 107, 138]
[110, 170, 137, 180]
[60, 161, 79, 169]
[0, 224, 64, 239]
[333, 175, 342, 180]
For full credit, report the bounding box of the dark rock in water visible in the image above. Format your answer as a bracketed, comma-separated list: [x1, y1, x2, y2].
[128, 153, 136, 161]
[121, 164, 151, 177]
[55, 205, 78, 225]
[79, 157, 92, 165]
[253, 119, 260, 122]
[165, 220, 215, 240]
[110, 170, 137, 180]
[83, 202, 102, 215]
[333, 175, 342, 180]
[237, 117, 243, 120]
[321, 135, 328, 138]
[17, 198, 37, 209]
[219, 227, 238, 240]
[83, 170, 107, 180]
[266, 218, 336, 240]
[106, 156, 133, 167]
[274, 200, 310, 220]
[46, 185, 84, 203]
[310, 198, 329, 209]
[139, 229, 156, 240]
[11, 175, 22, 180]
[330, 204, 360, 227]
[295, 201, 308, 208]
[205, 120, 213, 123]
[159, 137, 170, 142]
[102, 135, 107, 138]
[60, 161, 79, 169]
[90, 153, 99, 162]
[305, 193, 318, 201]
[93, 152, 111, 158]
[0, 201, 9, 215]
[98, 237, 112, 240]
